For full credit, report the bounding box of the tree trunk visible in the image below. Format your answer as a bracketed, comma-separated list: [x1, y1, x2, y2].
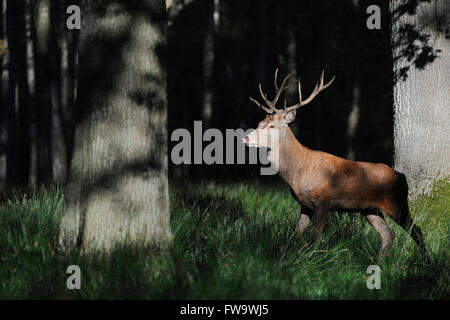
[68, 16, 79, 160]
[390, 0, 450, 198]
[202, 0, 215, 128]
[5, 0, 17, 185]
[15, 1, 32, 186]
[25, 0, 37, 186]
[256, 1, 267, 88]
[0, 0, 8, 183]
[347, 0, 361, 161]
[49, 0, 67, 185]
[59, 0, 77, 177]
[285, 0, 299, 136]
[347, 72, 361, 161]
[59, 0, 171, 252]
[34, 0, 53, 184]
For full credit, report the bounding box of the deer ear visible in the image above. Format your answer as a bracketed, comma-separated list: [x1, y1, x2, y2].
[284, 110, 296, 123]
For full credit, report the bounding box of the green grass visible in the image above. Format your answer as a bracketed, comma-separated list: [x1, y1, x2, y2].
[0, 180, 448, 299]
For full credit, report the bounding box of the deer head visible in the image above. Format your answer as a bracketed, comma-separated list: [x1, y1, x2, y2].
[243, 69, 335, 150]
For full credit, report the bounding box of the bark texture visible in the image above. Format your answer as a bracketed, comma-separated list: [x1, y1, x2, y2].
[49, 1, 67, 185]
[25, 0, 37, 185]
[202, 0, 215, 128]
[0, 0, 9, 182]
[34, 0, 53, 184]
[59, 0, 171, 252]
[391, 0, 450, 198]
[347, 75, 360, 161]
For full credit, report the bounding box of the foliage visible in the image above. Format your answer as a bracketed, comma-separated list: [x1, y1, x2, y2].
[392, 0, 446, 81]
[0, 180, 448, 299]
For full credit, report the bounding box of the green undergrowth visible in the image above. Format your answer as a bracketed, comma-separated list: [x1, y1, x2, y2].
[0, 180, 448, 299]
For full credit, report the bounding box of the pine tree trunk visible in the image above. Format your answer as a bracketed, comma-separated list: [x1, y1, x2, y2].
[390, 0, 450, 198]
[58, 0, 171, 252]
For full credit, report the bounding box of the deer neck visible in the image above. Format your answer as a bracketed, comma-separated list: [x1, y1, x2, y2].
[276, 128, 311, 186]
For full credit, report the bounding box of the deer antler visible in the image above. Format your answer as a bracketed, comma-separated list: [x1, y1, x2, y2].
[284, 70, 335, 113]
[250, 69, 335, 114]
[249, 68, 298, 114]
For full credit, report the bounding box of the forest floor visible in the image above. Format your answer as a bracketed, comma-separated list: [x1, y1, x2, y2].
[0, 179, 448, 299]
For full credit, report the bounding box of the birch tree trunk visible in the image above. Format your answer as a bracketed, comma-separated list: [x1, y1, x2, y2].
[58, 0, 171, 252]
[390, 0, 450, 198]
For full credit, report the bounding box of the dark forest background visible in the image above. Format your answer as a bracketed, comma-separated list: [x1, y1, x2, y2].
[1, 0, 394, 187]
[168, 0, 394, 181]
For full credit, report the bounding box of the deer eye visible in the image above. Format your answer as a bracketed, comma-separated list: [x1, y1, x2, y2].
[268, 125, 275, 129]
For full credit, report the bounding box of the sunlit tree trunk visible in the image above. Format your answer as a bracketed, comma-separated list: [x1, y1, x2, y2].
[59, 0, 171, 252]
[390, 0, 450, 197]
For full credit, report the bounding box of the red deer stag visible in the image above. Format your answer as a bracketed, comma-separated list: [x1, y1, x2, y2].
[244, 69, 428, 261]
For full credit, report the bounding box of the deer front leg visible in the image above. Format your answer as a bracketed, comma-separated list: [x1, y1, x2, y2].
[295, 207, 313, 239]
[314, 206, 328, 243]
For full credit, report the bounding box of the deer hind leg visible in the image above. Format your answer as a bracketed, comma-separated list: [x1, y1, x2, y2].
[380, 200, 429, 262]
[400, 217, 429, 263]
[363, 209, 395, 260]
[393, 203, 429, 263]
